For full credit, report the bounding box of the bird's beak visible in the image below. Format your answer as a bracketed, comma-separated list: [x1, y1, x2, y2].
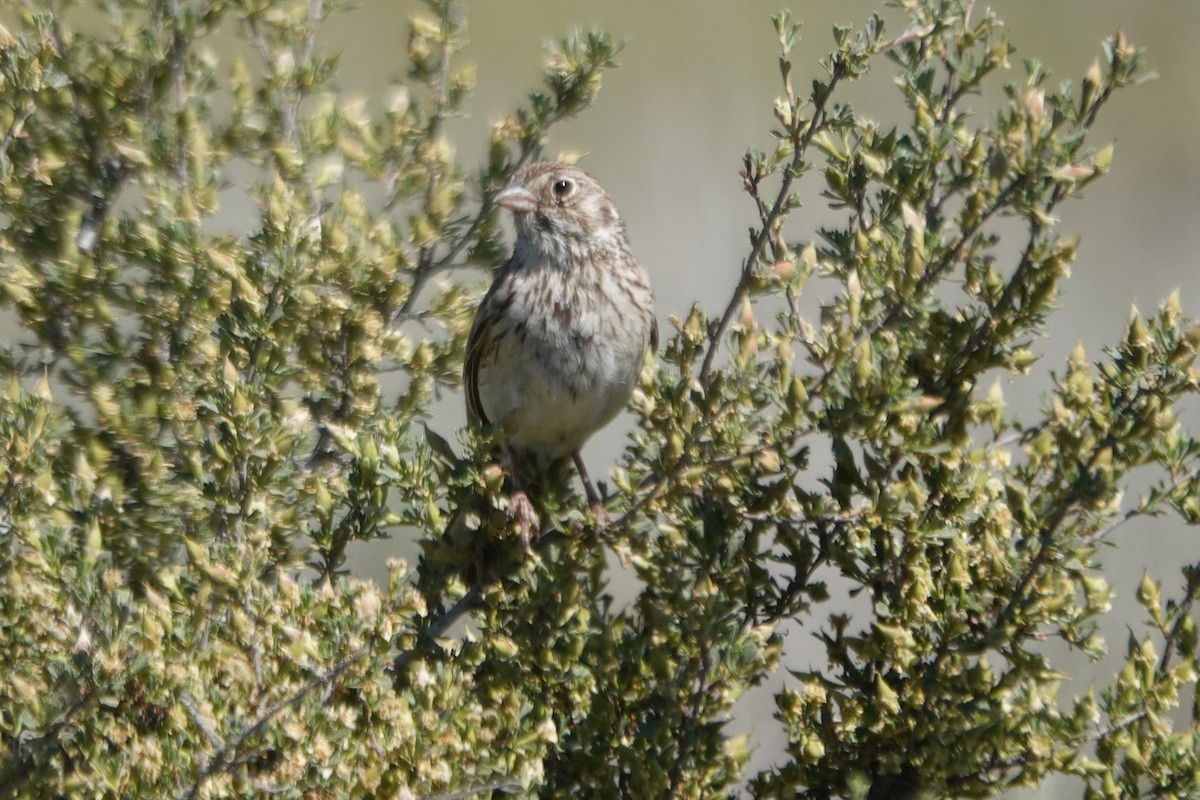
[493, 185, 538, 214]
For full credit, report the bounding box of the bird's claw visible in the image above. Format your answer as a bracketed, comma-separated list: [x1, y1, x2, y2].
[509, 490, 540, 550]
[588, 500, 608, 540]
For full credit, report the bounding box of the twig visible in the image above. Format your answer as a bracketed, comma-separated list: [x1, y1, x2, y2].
[178, 648, 367, 800]
[666, 634, 713, 795]
[1158, 565, 1200, 675]
[700, 59, 846, 382]
[991, 381, 1153, 635]
[178, 578, 480, 800]
[180, 695, 223, 748]
[402, 0, 457, 321]
[427, 778, 523, 799]
[0, 106, 32, 161]
[163, 0, 191, 191]
[395, 143, 540, 323]
[393, 583, 481, 673]
[943, 710, 1147, 789]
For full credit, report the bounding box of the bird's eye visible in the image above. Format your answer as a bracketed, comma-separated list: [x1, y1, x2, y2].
[552, 179, 573, 198]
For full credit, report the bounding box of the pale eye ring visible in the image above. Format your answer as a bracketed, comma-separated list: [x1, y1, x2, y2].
[552, 179, 573, 197]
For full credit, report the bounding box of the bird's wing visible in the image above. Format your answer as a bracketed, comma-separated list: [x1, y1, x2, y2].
[463, 307, 491, 428]
[464, 266, 517, 429]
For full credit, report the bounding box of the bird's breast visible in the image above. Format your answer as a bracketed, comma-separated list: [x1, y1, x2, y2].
[474, 264, 652, 458]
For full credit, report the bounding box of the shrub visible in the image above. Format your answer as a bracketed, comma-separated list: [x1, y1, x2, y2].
[1, 1, 1196, 797]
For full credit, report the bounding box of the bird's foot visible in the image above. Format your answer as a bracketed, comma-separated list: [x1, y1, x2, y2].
[571, 451, 609, 541]
[588, 500, 608, 540]
[509, 490, 541, 550]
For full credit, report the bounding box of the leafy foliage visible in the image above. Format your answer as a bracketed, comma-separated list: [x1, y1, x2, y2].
[1, 0, 1198, 798]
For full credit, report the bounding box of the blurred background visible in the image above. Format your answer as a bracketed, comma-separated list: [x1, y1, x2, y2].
[5, 1, 1200, 795]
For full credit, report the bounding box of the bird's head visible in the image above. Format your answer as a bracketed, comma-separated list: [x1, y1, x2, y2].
[494, 162, 624, 262]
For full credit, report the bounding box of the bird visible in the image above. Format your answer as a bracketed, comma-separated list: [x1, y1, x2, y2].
[464, 161, 657, 548]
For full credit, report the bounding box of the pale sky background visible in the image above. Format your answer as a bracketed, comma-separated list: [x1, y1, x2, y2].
[5, 1, 1200, 796]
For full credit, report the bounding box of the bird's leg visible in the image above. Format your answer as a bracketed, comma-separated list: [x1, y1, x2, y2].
[571, 451, 608, 536]
[505, 446, 540, 549]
